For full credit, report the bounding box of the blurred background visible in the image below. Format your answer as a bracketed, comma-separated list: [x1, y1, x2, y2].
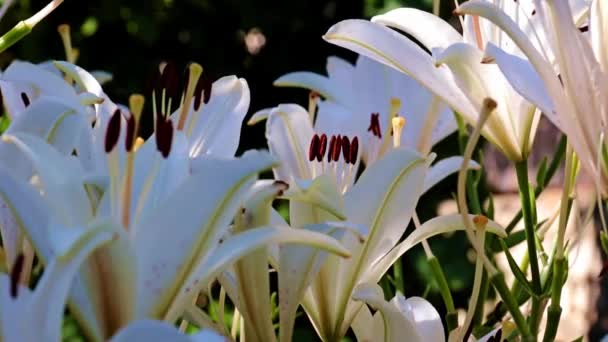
[1, 0, 605, 340]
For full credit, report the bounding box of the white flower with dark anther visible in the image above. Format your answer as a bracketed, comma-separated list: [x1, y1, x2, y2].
[351, 283, 445, 342]
[0, 61, 357, 341]
[274, 55, 455, 163]
[248, 103, 506, 341]
[455, 0, 608, 194]
[321, 0, 588, 161]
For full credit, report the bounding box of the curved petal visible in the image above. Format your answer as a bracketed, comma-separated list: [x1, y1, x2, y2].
[434, 42, 523, 160]
[423, 157, 480, 194]
[165, 225, 350, 322]
[109, 320, 225, 342]
[484, 43, 556, 123]
[133, 151, 275, 319]
[265, 104, 314, 181]
[1, 61, 78, 107]
[0, 219, 116, 342]
[364, 214, 507, 284]
[323, 19, 478, 122]
[186, 76, 250, 158]
[393, 296, 444, 342]
[591, 0, 608, 71]
[352, 283, 423, 342]
[372, 8, 462, 50]
[274, 72, 336, 99]
[2, 132, 91, 225]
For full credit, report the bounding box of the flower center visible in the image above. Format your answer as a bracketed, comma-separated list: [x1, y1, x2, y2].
[308, 133, 359, 192]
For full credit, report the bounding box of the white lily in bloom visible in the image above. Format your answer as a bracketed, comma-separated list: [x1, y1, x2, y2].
[215, 180, 355, 342]
[274, 55, 455, 160]
[249, 104, 506, 341]
[321, 1, 583, 160]
[0, 217, 117, 341]
[2, 221, 226, 342]
[455, 0, 608, 193]
[351, 283, 444, 342]
[0, 64, 354, 341]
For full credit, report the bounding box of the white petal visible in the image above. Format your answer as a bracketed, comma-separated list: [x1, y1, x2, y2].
[484, 43, 555, 120]
[352, 283, 423, 342]
[110, 319, 226, 342]
[274, 72, 337, 99]
[372, 8, 462, 49]
[323, 20, 478, 122]
[423, 157, 480, 194]
[165, 225, 349, 322]
[186, 76, 250, 158]
[364, 214, 507, 284]
[265, 104, 314, 180]
[133, 151, 275, 319]
[2, 132, 91, 225]
[393, 296, 444, 342]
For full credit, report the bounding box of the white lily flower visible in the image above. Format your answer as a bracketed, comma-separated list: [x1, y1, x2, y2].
[274, 55, 456, 161]
[215, 180, 353, 342]
[250, 104, 506, 341]
[319, 0, 586, 161]
[0, 217, 117, 341]
[109, 320, 226, 342]
[351, 282, 444, 342]
[455, 0, 608, 193]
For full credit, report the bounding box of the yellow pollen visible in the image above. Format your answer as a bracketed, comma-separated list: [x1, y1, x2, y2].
[133, 137, 145, 151]
[129, 94, 145, 123]
[392, 116, 406, 148]
[177, 63, 203, 131]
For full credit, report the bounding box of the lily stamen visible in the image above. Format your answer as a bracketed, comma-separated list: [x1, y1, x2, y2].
[308, 91, 319, 123]
[120, 95, 145, 230]
[105, 109, 122, 217]
[392, 116, 406, 148]
[57, 24, 77, 64]
[20, 93, 30, 107]
[177, 63, 203, 131]
[9, 253, 24, 298]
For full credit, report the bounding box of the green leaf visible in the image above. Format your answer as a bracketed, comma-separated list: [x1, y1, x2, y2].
[500, 240, 535, 296]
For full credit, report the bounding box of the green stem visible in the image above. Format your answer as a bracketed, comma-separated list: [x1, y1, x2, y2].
[490, 272, 533, 341]
[543, 257, 566, 342]
[428, 257, 458, 332]
[515, 159, 542, 336]
[0, 21, 32, 54]
[392, 258, 405, 295]
[506, 136, 566, 233]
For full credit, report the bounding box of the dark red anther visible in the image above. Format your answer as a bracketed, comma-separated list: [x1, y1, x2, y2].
[20, 92, 30, 107]
[156, 115, 174, 158]
[367, 113, 382, 139]
[308, 134, 320, 162]
[105, 110, 122, 153]
[125, 114, 136, 152]
[10, 253, 24, 298]
[318, 134, 327, 162]
[332, 135, 342, 162]
[341, 136, 351, 164]
[327, 135, 336, 162]
[349, 137, 359, 165]
[194, 76, 213, 110]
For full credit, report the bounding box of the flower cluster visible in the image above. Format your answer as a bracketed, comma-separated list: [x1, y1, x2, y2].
[0, 0, 603, 341]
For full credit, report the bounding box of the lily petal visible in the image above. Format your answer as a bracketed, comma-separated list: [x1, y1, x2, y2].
[0, 219, 116, 341]
[352, 283, 423, 342]
[134, 151, 275, 319]
[166, 225, 350, 322]
[186, 76, 250, 158]
[364, 214, 507, 284]
[372, 8, 462, 50]
[392, 296, 444, 342]
[323, 19, 478, 122]
[265, 104, 314, 181]
[423, 157, 480, 194]
[109, 320, 225, 342]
